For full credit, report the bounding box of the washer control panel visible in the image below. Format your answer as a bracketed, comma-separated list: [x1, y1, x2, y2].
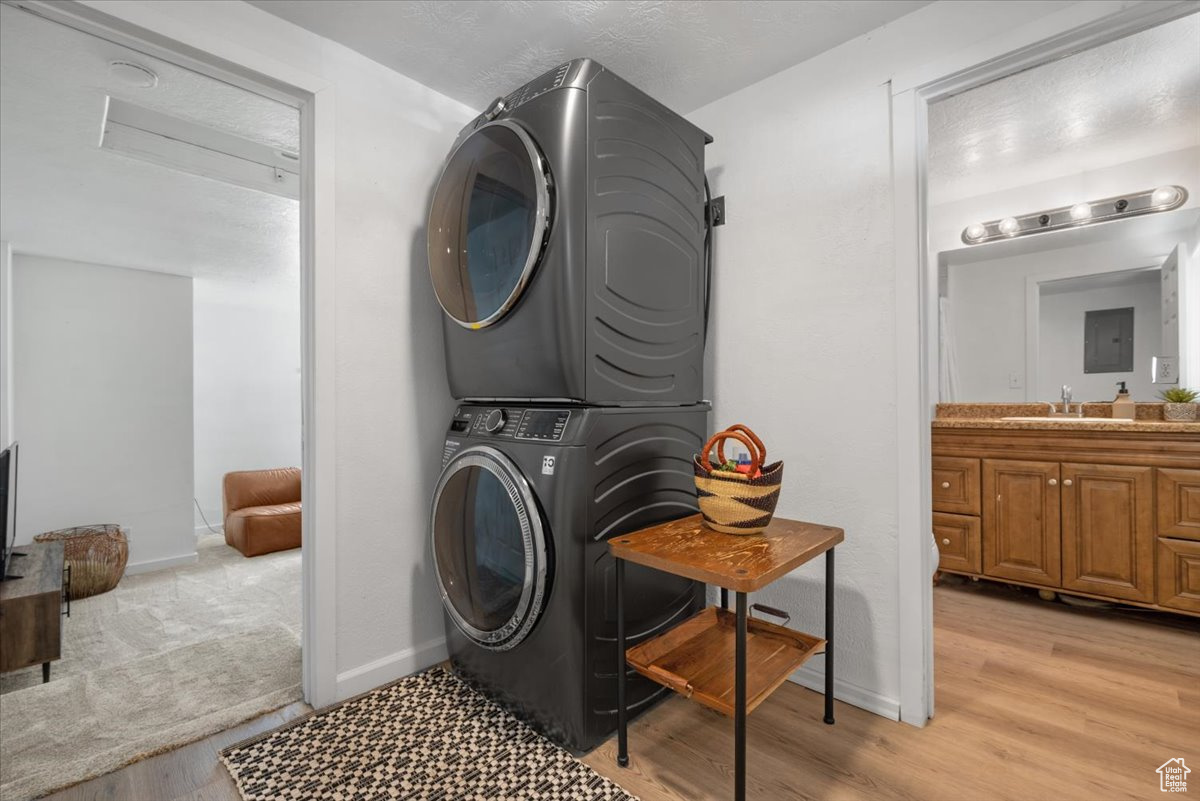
[450, 406, 571, 442]
[514, 409, 570, 442]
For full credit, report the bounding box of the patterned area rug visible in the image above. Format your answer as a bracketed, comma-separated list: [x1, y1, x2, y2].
[221, 668, 636, 801]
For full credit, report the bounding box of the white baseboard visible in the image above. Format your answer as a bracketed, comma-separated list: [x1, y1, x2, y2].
[195, 524, 223, 537]
[788, 663, 900, 721]
[124, 551, 198, 575]
[335, 636, 448, 700]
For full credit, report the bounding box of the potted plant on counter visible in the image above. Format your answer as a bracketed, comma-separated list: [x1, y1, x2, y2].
[1159, 387, 1199, 422]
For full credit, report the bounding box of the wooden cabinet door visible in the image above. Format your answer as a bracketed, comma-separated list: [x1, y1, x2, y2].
[982, 459, 1061, 586]
[1157, 468, 1200, 542]
[933, 512, 981, 574]
[1061, 463, 1154, 602]
[1158, 538, 1200, 613]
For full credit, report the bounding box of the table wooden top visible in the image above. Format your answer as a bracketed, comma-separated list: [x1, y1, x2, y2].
[608, 514, 843, 592]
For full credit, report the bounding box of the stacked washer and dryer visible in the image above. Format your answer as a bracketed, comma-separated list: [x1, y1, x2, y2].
[426, 59, 714, 753]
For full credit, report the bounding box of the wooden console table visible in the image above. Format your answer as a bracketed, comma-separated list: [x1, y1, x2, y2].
[610, 514, 843, 801]
[0, 541, 65, 683]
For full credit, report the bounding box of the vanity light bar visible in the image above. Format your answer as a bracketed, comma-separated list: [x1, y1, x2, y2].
[961, 185, 1188, 245]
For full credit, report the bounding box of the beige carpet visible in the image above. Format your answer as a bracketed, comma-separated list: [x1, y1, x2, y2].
[0, 535, 301, 800]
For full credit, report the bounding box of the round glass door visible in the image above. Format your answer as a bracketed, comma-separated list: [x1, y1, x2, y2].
[427, 120, 551, 329]
[431, 446, 549, 650]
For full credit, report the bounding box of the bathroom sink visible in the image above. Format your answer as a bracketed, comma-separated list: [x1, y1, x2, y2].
[1001, 416, 1124, 423]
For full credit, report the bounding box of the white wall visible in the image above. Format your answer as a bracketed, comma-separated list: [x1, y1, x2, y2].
[79, 0, 476, 699]
[1184, 215, 1200, 387]
[193, 275, 301, 531]
[12, 254, 194, 571]
[948, 231, 1179, 402]
[930, 147, 1200, 256]
[687, 0, 1073, 717]
[1037, 275, 1161, 402]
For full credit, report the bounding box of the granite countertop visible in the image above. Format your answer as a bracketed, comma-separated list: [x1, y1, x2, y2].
[932, 417, 1199, 434]
[933, 402, 1200, 434]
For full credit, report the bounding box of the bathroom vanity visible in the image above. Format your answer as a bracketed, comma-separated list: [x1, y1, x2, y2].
[931, 404, 1200, 616]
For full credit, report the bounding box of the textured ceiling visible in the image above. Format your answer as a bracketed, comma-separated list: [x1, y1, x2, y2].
[0, 4, 299, 281]
[247, 0, 930, 114]
[929, 13, 1200, 206]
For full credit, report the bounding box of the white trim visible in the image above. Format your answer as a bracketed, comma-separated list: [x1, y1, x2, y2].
[23, 0, 341, 709]
[788, 666, 899, 722]
[890, 0, 1198, 728]
[124, 551, 198, 575]
[0, 240, 12, 447]
[335, 637, 449, 700]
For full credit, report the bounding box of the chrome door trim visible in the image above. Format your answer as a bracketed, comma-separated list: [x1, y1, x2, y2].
[430, 444, 548, 650]
[427, 119, 553, 330]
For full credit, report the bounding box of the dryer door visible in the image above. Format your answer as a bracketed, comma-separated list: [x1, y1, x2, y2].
[427, 120, 552, 329]
[431, 445, 550, 650]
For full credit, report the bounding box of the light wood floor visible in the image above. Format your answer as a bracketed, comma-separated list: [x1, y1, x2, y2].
[42, 580, 1199, 801]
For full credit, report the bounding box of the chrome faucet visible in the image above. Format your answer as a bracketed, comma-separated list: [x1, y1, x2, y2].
[1050, 385, 1082, 417]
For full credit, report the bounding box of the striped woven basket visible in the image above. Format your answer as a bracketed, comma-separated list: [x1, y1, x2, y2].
[693, 424, 783, 535]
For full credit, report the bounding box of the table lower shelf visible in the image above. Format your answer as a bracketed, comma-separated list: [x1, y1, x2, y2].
[625, 605, 825, 717]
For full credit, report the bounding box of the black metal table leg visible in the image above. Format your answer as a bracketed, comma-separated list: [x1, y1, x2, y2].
[720, 587, 728, 610]
[824, 547, 835, 725]
[42, 662, 50, 683]
[735, 591, 747, 801]
[616, 557, 629, 767]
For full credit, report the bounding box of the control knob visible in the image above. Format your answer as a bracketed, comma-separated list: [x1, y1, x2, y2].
[484, 409, 506, 433]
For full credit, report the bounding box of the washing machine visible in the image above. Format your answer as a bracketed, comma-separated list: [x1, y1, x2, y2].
[431, 402, 708, 752]
[426, 58, 713, 405]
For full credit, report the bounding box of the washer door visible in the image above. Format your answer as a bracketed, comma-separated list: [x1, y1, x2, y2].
[431, 445, 549, 650]
[427, 120, 552, 329]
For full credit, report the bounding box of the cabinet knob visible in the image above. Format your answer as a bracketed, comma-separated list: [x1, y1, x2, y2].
[941, 538, 950, 546]
[1048, 478, 1058, 486]
[940, 481, 951, 489]
[1063, 479, 1073, 486]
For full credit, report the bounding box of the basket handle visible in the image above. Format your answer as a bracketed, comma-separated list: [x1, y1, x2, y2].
[701, 430, 763, 475]
[716, 424, 766, 466]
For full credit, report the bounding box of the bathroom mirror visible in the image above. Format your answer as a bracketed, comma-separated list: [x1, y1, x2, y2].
[937, 207, 1197, 403]
[926, 13, 1199, 405]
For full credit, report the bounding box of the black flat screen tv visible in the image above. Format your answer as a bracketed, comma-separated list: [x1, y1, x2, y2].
[0, 442, 19, 581]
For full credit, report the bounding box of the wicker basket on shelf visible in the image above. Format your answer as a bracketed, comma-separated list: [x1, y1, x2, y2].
[34, 524, 128, 599]
[693, 425, 783, 535]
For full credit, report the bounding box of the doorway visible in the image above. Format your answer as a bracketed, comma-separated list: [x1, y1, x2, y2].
[892, 2, 1200, 724]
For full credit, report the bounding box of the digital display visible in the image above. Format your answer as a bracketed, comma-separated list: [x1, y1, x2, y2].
[516, 410, 569, 441]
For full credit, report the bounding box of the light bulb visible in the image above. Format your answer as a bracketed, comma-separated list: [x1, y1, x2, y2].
[1151, 186, 1181, 207]
[1069, 203, 1092, 221]
[998, 217, 1020, 236]
[964, 223, 987, 242]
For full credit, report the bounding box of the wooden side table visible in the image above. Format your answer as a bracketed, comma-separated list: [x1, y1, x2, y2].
[610, 514, 843, 801]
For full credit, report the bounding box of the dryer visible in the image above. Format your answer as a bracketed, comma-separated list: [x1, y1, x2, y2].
[426, 59, 712, 405]
[431, 402, 708, 752]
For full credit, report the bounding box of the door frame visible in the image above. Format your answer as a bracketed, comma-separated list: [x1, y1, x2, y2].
[8, 0, 340, 707]
[890, 0, 1198, 725]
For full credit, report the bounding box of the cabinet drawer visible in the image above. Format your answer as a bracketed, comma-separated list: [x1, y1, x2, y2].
[933, 513, 981, 574]
[933, 457, 980, 515]
[1158, 468, 1200, 542]
[1158, 538, 1200, 613]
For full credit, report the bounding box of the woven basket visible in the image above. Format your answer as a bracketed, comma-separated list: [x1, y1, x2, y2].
[693, 425, 783, 535]
[34, 524, 128, 599]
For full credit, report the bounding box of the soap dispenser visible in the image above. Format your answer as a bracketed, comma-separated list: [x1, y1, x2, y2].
[1112, 381, 1136, 420]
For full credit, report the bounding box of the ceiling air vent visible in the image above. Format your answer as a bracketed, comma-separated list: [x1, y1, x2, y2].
[99, 97, 299, 200]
